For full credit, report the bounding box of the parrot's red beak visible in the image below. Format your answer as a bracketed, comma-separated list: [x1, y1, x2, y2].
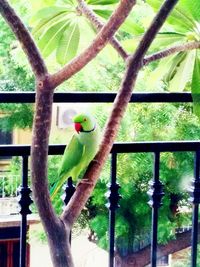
[74, 122, 82, 133]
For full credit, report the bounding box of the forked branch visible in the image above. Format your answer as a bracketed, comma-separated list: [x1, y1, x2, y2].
[77, 0, 129, 60]
[50, 0, 136, 88]
[77, 0, 200, 69]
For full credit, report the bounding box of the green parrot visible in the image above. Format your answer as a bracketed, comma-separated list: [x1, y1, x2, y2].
[50, 113, 100, 200]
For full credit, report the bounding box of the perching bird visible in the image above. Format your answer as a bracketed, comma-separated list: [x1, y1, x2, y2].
[50, 113, 100, 200]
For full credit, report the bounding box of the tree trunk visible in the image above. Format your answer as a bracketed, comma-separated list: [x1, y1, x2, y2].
[30, 78, 74, 266]
[114, 223, 198, 267]
[47, 220, 74, 267]
[115, 250, 151, 267]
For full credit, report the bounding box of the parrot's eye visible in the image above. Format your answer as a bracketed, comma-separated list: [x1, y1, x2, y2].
[84, 118, 87, 121]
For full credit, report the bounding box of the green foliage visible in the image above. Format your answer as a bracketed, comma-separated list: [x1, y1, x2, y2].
[87, 0, 119, 5]
[30, 0, 146, 65]
[191, 54, 200, 118]
[0, 20, 34, 131]
[56, 20, 80, 65]
[0, 157, 21, 197]
[145, 0, 200, 95]
[0, 66, 34, 130]
[31, 2, 94, 65]
[0, 104, 33, 131]
[29, 0, 200, 106]
[0, 17, 14, 58]
[86, 103, 200, 255]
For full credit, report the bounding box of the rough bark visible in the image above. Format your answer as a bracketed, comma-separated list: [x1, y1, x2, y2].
[143, 40, 200, 65]
[31, 80, 75, 266]
[61, 0, 179, 226]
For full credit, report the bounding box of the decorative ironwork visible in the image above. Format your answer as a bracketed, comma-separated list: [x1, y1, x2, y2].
[18, 187, 33, 215]
[148, 179, 165, 208]
[106, 182, 121, 211]
[189, 179, 200, 204]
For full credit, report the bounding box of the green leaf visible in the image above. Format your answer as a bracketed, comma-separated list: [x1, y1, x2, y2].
[120, 12, 144, 35]
[177, 0, 200, 22]
[93, 9, 112, 20]
[149, 32, 185, 51]
[78, 16, 96, 47]
[94, 9, 144, 35]
[122, 32, 184, 56]
[121, 36, 141, 53]
[147, 0, 196, 32]
[164, 52, 186, 83]
[87, 0, 119, 5]
[38, 20, 70, 58]
[147, 54, 178, 90]
[32, 11, 71, 38]
[168, 50, 196, 92]
[31, 6, 69, 24]
[56, 21, 80, 65]
[191, 54, 200, 118]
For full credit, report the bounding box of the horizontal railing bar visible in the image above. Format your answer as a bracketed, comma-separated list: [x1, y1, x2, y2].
[0, 92, 193, 103]
[1, 141, 200, 156]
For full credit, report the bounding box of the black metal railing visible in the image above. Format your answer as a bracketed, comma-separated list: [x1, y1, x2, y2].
[0, 92, 200, 267]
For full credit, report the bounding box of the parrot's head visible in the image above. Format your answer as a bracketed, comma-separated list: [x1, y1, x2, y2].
[73, 113, 96, 134]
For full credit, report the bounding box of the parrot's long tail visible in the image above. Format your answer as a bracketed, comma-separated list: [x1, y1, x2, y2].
[50, 181, 62, 201]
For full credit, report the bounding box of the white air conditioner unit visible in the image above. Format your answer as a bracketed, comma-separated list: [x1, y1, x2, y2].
[56, 105, 77, 129]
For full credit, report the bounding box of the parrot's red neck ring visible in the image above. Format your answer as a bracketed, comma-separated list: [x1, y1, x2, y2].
[81, 124, 96, 133]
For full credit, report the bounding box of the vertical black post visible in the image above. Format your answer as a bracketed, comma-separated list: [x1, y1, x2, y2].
[148, 152, 164, 267]
[190, 150, 200, 267]
[106, 153, 121, 267]
[62, 177, 76, 244]
[18, 156, 33, 267]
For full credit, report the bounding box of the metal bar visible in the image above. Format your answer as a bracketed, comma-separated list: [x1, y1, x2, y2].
[2, 141, 200, 156]
[109, 152, 117, 267]
[191, 151, 200, 267]
[148, 152, 164, 267]
[0, 92, 193, 103]
[19, 155, 28, 267]
[191, 205, 199, 267]
[151, 152, 160, 267]
[151, 207, 159, 267]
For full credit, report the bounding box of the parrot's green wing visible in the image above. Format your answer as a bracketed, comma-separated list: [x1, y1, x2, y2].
[58, 135, 84, 179]
[50, 134, 84, 199]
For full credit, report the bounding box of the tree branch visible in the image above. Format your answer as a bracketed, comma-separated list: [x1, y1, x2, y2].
[61, 0, 179, 226]
[0, 0, 57, 226]
[0, 0, 48, 78]
[77, 0, 128, 60]
[50, 0, 136, 88]
[143, 41, 200, 66]
[116, 226, 196, 266]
